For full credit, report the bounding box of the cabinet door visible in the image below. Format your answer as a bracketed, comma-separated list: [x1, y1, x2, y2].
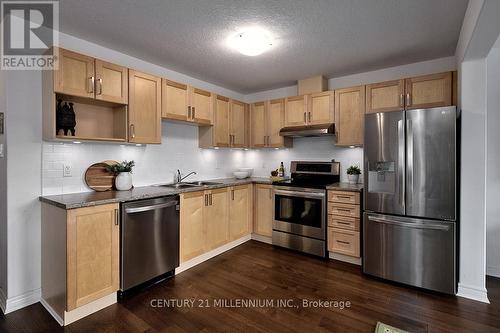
[128, 70, 161, 144]
[95, 59, 128, 104]
[180, 191, 206, 263]
[405, 72, 452, 110]
[54, 48, 95, 99]
[268, 99, 290, 147]
[365, 79, 404, 113]
[190, 87, 213, 125]
[213, 95, 231, 147]
[335, 86, 365, 146]
[162, 79, 189, 121]
[205, 188, 229, 250]
[67, 203, 119, 310]
[251, 102, 267, 148]
[254, 185, 273, 237]
[285, 95, 307, 127]
[230, 100, 247, 148]
[308, 91, 334, 125]
[229, 185, 251, 240]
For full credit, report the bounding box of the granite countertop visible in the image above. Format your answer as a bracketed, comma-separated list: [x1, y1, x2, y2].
[326, 182, 364, 192]
[39, 177, 272, 210]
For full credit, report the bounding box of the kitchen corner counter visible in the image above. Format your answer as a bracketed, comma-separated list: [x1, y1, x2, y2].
[40, 177, 272, 210]
[326, 182, 363, 192]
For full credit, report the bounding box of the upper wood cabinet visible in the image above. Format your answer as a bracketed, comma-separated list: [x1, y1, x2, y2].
[212, 95, 231, 147]
[250, 99, 292, 148]
[285, 95, 308, 127]
[365, 79, 405, 113]
[54, 48, 128, 104]
[229, 185, 252, 241]
[128, 70, 162, 144]
[405, 72, 452, 110]
[308, 91, 334, 125]
[335, 86, 365, 147]
[180, 191, 206, 263]
[230, 100, 247, 148]
[254, 184, 273, 237]
[162, 80, 213, 125]
[66, 204, 119, 310]
[366, 72, 454, 113]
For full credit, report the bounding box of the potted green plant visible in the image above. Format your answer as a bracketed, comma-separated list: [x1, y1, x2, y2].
[107, 160, 135, 191]
[346, 165, 361, 184]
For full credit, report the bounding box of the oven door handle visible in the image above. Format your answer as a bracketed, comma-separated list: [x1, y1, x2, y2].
[274, 189, 325, 199]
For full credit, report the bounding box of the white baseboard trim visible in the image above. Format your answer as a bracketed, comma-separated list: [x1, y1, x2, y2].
[40, 298, 64, 326]
[64, 293, 117, 326]
[176, 234, 251, 275]
[3, 288, 41, 314]
[487, 266, 500, 278]
[251, 233, 272, 244]
[328, 252, 362, 266]
[457, 283, 490, 304]
[0, 287, 6, 314]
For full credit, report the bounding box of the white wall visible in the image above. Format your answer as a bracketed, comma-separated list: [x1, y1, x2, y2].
[458, 58, 489, 302]
[486, 44, 500, 278]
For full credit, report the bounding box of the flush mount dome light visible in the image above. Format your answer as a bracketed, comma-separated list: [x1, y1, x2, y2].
[228, 28, 274, 56]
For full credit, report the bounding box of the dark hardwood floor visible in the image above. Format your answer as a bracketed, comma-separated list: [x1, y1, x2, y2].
[2, 240, 500, 332]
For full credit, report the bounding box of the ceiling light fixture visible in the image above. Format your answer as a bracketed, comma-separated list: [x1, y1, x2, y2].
[228, 27, 274, 56]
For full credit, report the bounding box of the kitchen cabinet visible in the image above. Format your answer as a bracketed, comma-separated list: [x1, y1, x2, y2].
[254, 184, 273, 237]
[405, 72, 452, 109]
[204, 188, 230, 250]
[308, 91, 334, 125]
[366, 72, 454, 113]
[180, 191, 206, 262]
[285, 95, 308, 127]
[162, 80, 213, 125]
[334, 86, 365, 146]
[54, 48, 128, 104]
[230, 99, 247, 147]
[41, 202, 119, 321]
[250, 99, 292, 148]
[128, 70, 162, 144]
[229, 185, 252, 240]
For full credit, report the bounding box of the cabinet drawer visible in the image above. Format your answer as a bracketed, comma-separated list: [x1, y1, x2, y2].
[328, 215, 360, 231]
[328, 228, 360, 257]
[328, 191, 360, 205]
[328, 202, 360, 218]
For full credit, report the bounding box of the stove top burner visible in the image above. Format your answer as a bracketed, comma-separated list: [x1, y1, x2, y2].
[272, 160, 341, 189]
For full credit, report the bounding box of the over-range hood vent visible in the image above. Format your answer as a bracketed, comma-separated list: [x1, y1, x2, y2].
[279, 124, 335, 138]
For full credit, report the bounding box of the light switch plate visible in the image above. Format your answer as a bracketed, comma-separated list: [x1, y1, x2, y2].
[63, 163, 72, 177]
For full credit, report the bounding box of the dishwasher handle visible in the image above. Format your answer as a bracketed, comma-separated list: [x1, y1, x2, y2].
[125, 200, 178, 214]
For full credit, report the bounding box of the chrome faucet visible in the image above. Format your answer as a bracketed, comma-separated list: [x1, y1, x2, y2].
[176, 169, 197, 183]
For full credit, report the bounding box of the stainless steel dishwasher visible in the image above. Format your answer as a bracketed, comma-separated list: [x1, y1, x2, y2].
[120, 196, 179, 293]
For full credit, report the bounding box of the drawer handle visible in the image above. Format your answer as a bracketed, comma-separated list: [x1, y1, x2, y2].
[337, 240, 351, 245]
[337, 208, 352, 212]
[337, 196, 352, 199]
[337, 221, 351, 225]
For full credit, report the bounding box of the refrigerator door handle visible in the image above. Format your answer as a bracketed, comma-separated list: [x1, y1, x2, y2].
[368, 215, 450, 231]
[397, 119, 405, 209]
[406, 119, 413, 208]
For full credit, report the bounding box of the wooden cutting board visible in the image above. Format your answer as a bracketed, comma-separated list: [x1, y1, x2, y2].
[84, 160, 118, 191]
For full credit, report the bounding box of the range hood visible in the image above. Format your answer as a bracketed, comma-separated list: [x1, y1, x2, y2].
[279, 124, 335, 137]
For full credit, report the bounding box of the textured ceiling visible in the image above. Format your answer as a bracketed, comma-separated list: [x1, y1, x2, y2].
[59, 0, 468, 93]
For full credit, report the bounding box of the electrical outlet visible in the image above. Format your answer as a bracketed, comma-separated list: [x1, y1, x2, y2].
[63, 163, 72, 177]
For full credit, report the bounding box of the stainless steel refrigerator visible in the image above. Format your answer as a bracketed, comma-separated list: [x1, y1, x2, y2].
[363, 106, 457, 294]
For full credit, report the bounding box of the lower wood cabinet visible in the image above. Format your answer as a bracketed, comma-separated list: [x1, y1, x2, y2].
[229, 185, 252, 240]
[254, 184, 273, 237]
[204, 188, 230, 251]
[179, 191, 206, 262]
[41, 203, 120, 319]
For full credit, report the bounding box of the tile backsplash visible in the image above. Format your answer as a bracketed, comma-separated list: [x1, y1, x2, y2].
[42, 122, 363, 195]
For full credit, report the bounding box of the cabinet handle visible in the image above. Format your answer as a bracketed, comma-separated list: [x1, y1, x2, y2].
[337, 221, 351, 225]
[303, 112, 306, 123]
[97, 78, 103, 95]
[231, 189, 234, 200]
[308, 112, 311, 122]
[88, 76, 95, 93]
[337, 240, 351, 245]
[130, 124, 135, 139]
[188, 106, 192, 119]
[209, 193, 212, 206]
[204, 194, 208, 206]
[337, 208, 351, 212]
[114, 209, 119, 226]
[400, 94, 404, 107]
[337, 195, 352, 200]
[192, 107, 196, 119]
[406, 93, 411, 106]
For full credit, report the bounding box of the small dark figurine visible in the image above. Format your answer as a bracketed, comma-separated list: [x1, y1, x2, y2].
[57, 101, 77, 136]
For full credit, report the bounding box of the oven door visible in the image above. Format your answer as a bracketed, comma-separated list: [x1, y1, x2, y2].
[273, 187, 326, 240]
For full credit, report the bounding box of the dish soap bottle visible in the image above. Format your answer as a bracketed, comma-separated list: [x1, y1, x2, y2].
[278, 162, 285, 177]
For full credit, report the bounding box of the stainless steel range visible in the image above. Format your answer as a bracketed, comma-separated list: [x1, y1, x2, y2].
[272, 161, 340, 257]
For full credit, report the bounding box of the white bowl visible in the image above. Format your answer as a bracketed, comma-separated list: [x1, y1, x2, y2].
[238, 168, 254, 176]
[233, 171, 249, 179]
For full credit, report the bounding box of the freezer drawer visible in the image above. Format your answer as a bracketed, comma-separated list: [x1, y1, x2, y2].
[363, 212, 456, 294]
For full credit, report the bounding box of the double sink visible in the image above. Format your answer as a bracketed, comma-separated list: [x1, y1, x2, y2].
[153, 181, 224, 189]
